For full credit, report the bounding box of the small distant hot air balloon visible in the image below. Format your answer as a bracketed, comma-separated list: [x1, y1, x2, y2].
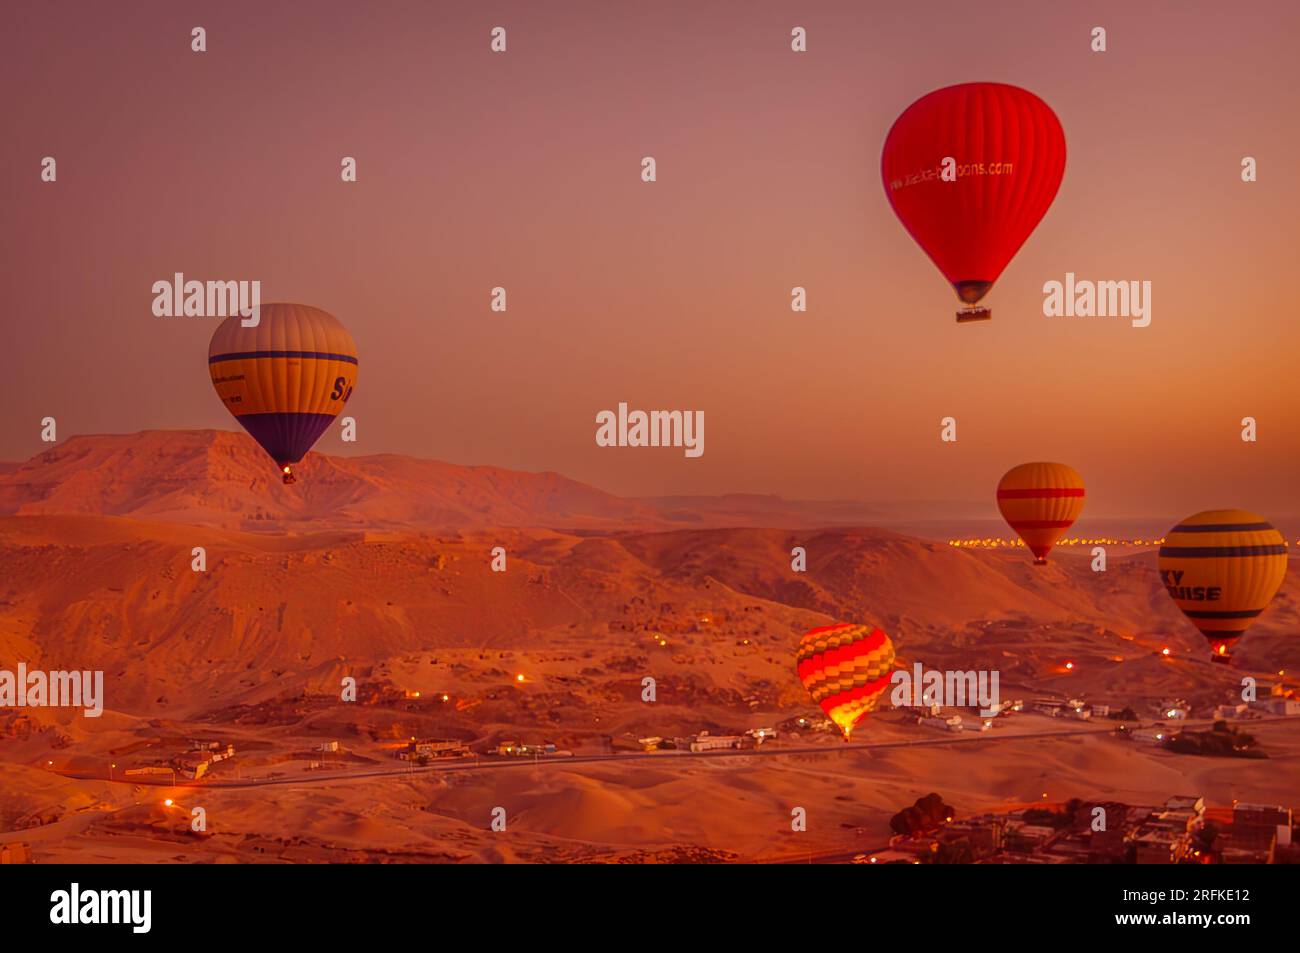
[1158, 509, 1288, 662]
[208, 303, 357, 484]
[996, 462, 1085, 564]
[882, 82, 1066, 322]
[796, 623, 895, 741]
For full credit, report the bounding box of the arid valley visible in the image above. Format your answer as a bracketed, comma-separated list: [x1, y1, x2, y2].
[2, 431, 1298, 863]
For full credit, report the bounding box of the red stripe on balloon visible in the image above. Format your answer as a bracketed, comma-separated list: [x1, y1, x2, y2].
[823, 671, 894, 708]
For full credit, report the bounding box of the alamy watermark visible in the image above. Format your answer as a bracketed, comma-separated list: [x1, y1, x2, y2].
[595, 402, 704, 457]
[0, 663, 104, 717]
[890, 663, 1001, 717]
[49, 883, 150, 933]
[1043, 272, 1151, 327]
[152, 272, 261, 326]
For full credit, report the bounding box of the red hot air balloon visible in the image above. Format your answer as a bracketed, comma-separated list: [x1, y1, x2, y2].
[881, 83, 1066, 322]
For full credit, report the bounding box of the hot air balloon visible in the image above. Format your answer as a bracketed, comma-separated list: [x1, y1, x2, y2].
[996, 462, 1085, 564]
[881, 82, 1066, 322]
[1158, 509, 1288, 662]
[796, 623, 895, 741]
[208, 303, 357, 484]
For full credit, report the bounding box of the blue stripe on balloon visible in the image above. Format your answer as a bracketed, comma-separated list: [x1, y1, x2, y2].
[234, 412, 338, 465]
[209, 350, 358, 365]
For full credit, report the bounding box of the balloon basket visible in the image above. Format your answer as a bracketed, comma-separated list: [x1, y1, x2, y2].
[956, 307, 991, 322]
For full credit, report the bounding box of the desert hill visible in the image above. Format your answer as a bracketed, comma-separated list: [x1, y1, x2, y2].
[0, 429, 1293, 741]
[2, 513, 1296, 720]
[0, 431, 653, 532]
[2, 433, 1297, 863]
[0, 430, 988, 533]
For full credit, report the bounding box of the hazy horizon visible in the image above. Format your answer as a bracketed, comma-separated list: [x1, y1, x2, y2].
[6, 428, 1300, 540]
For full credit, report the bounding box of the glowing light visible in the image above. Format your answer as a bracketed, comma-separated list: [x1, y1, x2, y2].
[516, 674, 525, 682]
[1161, 647, 1171, 657]
[946, 536, 1166, 549]
[164, 799, 174, 807]
[1064, 661, 1074, 671]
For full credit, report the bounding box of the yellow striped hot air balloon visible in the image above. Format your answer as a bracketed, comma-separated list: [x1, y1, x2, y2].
[1158, 509, 1289, 662]
[796, 623, 895, 741]
[996, 462, 1085, 564]
[208, 303, 357, 484]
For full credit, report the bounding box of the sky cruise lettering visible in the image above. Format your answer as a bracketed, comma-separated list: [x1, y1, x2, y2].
[1160, 570, 1221, 601]
[1164, 585, 1222, 602]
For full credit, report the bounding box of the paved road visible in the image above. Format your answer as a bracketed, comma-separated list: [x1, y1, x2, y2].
[53, 714, 1296, 792]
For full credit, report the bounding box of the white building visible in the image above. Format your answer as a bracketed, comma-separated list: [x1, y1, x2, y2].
[690, 733, 743, 752]
[1256, 697, 1300, 716]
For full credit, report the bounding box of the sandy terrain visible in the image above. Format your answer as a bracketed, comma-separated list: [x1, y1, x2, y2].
[1, 431, 1297, 862]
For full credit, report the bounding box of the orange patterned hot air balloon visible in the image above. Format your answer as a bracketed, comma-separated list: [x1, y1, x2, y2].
[796, 623, 895, 741]
[1158, 509, 1289, 662]
[996, 462, 1085, 564]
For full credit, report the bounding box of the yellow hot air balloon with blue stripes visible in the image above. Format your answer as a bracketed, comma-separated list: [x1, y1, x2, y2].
[208, 303, 357, 483]
[1157, 509, 1288, 662]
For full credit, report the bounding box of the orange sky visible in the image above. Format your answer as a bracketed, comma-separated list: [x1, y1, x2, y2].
[3, 0, 1297, 518]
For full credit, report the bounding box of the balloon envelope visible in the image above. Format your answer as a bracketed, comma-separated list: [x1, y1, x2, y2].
[208, 303, 357, 480]
[1158, 509, 1288, 660]
[996, 462, 1085, 563]
[796, 623, 895, 740]
[882, 83, 1065, 317]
